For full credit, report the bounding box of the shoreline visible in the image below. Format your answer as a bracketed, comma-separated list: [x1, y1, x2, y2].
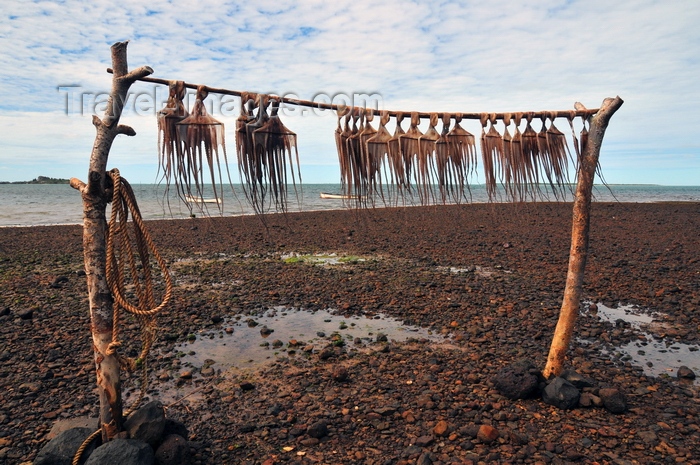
[1, 202, 698, 463]
[1, 198, 699, 229]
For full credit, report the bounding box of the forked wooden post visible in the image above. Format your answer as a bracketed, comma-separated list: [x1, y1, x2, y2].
[542, 96, 624, 379]
[69, 42, 153, 441]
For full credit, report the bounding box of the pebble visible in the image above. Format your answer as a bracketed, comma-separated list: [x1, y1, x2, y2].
[3, 204, 700, 465]
[476, 425, 499, 443]
[331, 366, 348, 382]
[414, 436, 434, 447]
[18, 309, 34, 320]
[677, 365, 696, 379]
[306, 420, 328, 439]
[260, 326, 274, 336]
[599, 387, 628, 414]
[433, 420, 449, 437]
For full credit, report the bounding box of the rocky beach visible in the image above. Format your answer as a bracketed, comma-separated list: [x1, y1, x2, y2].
[1, 202, 698, 464]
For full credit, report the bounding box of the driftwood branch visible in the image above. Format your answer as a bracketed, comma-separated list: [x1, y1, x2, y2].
[107, 68, 600, 121]
[543, 96, 624, 379]
[78, 41, 153, 442]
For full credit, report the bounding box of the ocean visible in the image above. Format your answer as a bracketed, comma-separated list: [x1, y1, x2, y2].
[1, 183, 699, 228]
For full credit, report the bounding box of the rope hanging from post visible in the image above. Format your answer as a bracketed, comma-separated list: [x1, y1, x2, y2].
[105, 168, 172, 397]
[74, 168, 173, 465]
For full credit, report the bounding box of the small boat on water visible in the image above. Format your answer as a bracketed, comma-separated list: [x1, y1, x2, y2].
[320, 192, 358, 200]
[184, 194, 220, 204]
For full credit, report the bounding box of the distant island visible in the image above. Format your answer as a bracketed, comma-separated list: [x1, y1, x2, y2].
[0, 176, 70, 185]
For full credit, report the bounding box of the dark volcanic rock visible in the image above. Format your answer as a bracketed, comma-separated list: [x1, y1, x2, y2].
[124, 401, 166, 447]
[34, 427, 95, 465]
[677, 365, 696, 380]
[542, 377, 580, 410]
[163, 419, 189, 441]
[84, 439, 154, 465]
[4, 202, 700, 465]
[332, 366, 349, 382]
[599, 387, 628, 414]
[259, 326, 274, 336]
[417, 452, 434, 465]
[492, 360, 540, 399]
[307, 420, 329, 439]
[154, 434, 190, 465]
[18, 308, 34, 320]
[414, 436, 434, 447]
[50, 276, 69, 288]
[318, 347, 334, 360]
[561, 369, 595, 389]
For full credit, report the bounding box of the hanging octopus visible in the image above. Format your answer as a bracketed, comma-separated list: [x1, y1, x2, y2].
[480, 113, 503, 201]
[176, 85, 229, 213]
[359, 110, 381, 203]
[447, 113, 477, 201]
[399, 112, 423, 199]
[368, 111, 396, 203]
[434, 113, 454, 203]
[156, 80, 188, 210]
[335, 106, 355, 199]
[417, 113, 440, 204]
[521, 112, 541, 199]
[501, 113, 515, 200]
[545, 112, 572, 199]
[344, 107, 365, 201]
[253, 98, 302, 212]
[387, 112, 407, 203]
[509, 113, 527, 201]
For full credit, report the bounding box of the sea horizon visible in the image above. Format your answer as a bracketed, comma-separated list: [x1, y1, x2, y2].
[1, 183, 699, 228]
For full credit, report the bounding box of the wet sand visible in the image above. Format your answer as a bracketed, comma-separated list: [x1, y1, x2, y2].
[1, 202, 698, 464]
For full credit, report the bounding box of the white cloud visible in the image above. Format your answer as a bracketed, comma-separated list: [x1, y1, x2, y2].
[0, 0, 698, 184]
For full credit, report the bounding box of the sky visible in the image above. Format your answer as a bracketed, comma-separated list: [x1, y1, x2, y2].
[0, 0, 698, 185]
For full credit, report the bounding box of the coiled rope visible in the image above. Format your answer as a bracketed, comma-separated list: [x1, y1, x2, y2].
[74, 168, 173, 465]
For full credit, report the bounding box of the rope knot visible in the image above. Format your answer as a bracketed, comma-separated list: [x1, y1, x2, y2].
[106, 341, 122, 356]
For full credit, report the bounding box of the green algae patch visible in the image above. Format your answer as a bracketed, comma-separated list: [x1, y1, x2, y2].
[281, 253, 366, 265]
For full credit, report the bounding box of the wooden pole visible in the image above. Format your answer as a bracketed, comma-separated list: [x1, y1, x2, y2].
[542, 96, 624, 379]
[70, 42, 153, 441]
[108, 68, 601, 121]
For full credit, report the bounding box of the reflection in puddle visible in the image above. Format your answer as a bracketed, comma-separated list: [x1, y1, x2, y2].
[144, 308, 449, 407]
[589, 303, 656, 327]
[582, 303, 699, 384]
[179, 307, 446, 371]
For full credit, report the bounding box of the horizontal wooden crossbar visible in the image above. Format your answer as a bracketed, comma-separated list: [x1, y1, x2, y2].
[108, 68, 600, 121]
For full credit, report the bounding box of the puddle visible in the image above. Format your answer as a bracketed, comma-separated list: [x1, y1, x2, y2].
[616, 338, 699, 381]
[588, 302, 656, 328]
[581, 303, 699, 384]
[144, 308, 449, 406]
[178, 307, 445, 371]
